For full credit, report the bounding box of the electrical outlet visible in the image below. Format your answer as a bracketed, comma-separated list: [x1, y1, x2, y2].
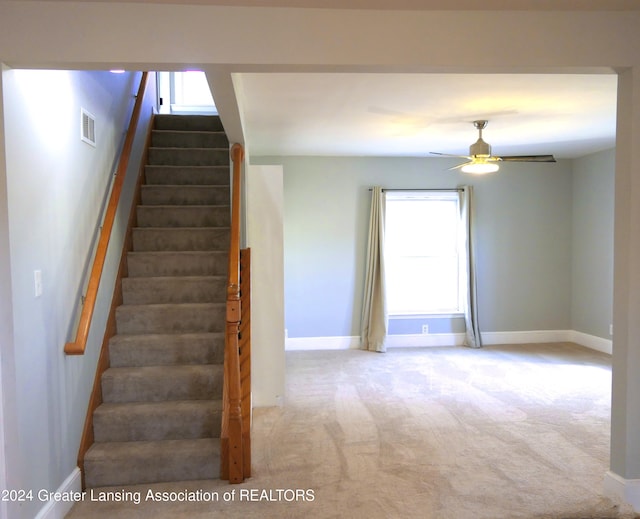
[421, 324, 429, 334]
[609, 324, 614, 336]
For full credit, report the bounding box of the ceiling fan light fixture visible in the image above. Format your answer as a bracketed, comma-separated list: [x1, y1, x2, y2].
[461, 160, 500, 174]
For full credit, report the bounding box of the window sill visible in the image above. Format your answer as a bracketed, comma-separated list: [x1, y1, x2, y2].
[390, 313, 465, 320]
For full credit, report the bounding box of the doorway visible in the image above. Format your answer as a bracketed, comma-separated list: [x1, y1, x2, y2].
[156, 71, 217, 115]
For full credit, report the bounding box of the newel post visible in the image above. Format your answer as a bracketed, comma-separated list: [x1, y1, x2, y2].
[222, 143, 245, 483]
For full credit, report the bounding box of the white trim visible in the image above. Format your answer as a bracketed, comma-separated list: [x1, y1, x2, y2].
[286, 333, 465, 351]
[390, 313, 465, 320]
[286, 336, 359, 351]
[284, 330, 612, 353]
[604, 471, 640, 512]
[481, 329, 571, 345]
[34, 467, 82, 519]
[386, 333, 465, 348]
[569, 330, 613, 354]
[285, 333, 464, 351]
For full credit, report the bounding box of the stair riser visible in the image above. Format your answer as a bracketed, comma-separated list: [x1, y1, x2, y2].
[116, 303, 226, 335]
[148, 148, 229, 167]
[151, 131, 229, 149]
[102, 366, 223, 403]
[155, 114, 224, 132]
[145, 166, 229, 186]
[84, 439, 219, 488]
[93, 403, 222, 442]
[122, 277, 227, 305]
[109, 334, 225, 368]
[127, 251, 228, 277]
[132, 228, 230, 252]
[136, 206, 230, 228]
[141, 186, 230, 206]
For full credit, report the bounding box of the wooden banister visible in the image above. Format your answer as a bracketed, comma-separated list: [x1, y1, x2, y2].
[221, 143, 247, 483]
[65, 72, 149, 355]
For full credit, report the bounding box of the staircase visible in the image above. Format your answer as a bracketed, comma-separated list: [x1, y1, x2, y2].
[83, 114, 230, 488]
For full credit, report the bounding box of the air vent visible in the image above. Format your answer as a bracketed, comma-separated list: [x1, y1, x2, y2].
[81, 108, 96, 146]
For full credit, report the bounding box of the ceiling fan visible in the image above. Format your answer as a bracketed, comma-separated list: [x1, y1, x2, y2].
[430, 120, 556, 174]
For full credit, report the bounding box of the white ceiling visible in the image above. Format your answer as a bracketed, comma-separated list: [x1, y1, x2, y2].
[237, 72, 618, 159]
[19, 0, 623, 159]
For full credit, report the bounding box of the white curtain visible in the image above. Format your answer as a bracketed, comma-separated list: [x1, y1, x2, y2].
[460, 185, 482, 348]
[360, 186, 388, 352]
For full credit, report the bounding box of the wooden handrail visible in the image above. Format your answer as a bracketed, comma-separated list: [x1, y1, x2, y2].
[65, 72, 149, 355]
[228, 143, 243, 306]
[221, 143, 246, 483]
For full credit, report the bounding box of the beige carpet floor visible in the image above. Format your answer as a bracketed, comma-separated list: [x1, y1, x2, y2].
[66, 343, 639, 518]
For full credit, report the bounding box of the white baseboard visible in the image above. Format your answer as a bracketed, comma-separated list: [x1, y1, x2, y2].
[35, 467, 82, 519]
[285, 330, 612, 354]
[285, 336, 360, 351]
[386, 333, 466, 348]
[604, 470, 640, 512]
[481, 329, 571, 345]
[285, 333, 466, 351]
[569, 330, 613, 354]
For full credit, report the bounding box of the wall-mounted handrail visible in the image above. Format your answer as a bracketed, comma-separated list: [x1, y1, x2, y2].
[65, 71, 149, 355]
[221, 143, 246, 483]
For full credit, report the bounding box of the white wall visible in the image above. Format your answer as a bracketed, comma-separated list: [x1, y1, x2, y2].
[246, 164, 285, 407]
[0, 64, 20, 519]
[1, 69, 155, 519]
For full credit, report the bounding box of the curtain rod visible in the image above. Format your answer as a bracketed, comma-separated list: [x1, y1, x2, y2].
[368, 188, 464, 192]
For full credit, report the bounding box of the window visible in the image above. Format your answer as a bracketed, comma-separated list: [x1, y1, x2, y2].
[384, 191, 464, 316]
[156, 71, 217, 115]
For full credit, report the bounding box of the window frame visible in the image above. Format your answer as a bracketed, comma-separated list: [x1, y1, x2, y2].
[383, 190, 465, 318]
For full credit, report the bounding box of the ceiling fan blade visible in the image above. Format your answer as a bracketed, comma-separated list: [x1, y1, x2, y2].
[448, 162, 471, 171]
[496, 155, 556, 163]
[430, 152, 472, 159]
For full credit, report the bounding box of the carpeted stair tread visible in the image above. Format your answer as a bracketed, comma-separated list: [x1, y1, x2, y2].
[122, 275, 226, 304]
[126, 251, 227, 277]
[109, 332, 225, 367]
[151, 129, 229, 149]
[145, 166, 230, 186]
[116, 302, 226, 335]
[141, 185, 230, 205]
[148, 147, 229, 167]
[136, 205, 230, 227]
[93, 400, 223, 442]
[101, 364, 223, 403]
[84, 438, 220, 488]
[132, 227, 230, 252]
[154, 114, 224, 132]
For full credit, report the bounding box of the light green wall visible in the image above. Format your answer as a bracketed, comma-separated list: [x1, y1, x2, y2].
[1, 69, 154, 518]
[253, 155, 575, 338]
[572, 148, 615, 339]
